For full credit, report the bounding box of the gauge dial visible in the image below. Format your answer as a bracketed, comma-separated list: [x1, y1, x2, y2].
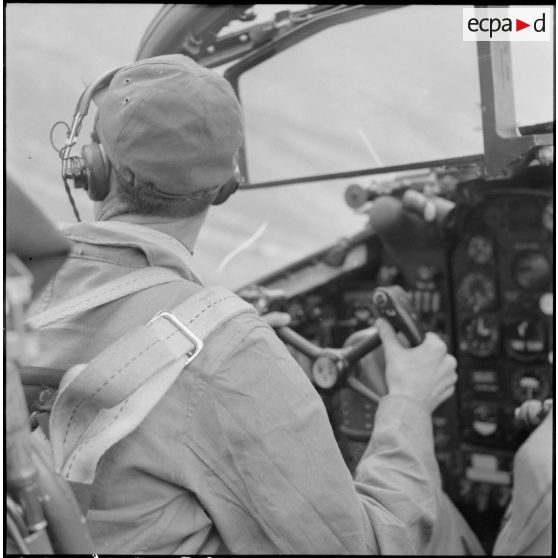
[467, 236, 494, 265]
[484, 205, 508, 229]
[513, 251, 551, 291]
[460, 315, 500, 357]
[312, 355, 339, 389]
[505, 320, 546, 361]
[457, 272, 496, 312]
[471, 403, 498, 437]
[511, 368, 550, 402]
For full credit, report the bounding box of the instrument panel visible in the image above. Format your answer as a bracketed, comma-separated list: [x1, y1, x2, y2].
[448, 187, 553, 541]
[239, 166, 553, 550]
[452, 191, 552, 445]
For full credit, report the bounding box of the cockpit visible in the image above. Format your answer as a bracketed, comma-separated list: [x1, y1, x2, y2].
[6, 4, 554, 555]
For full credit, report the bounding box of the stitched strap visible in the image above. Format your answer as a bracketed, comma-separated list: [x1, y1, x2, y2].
[50, 286, 256, 484]
[25, 267, 184, 330]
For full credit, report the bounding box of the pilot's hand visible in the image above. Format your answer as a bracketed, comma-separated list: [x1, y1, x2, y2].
[376, 317, 457, 413]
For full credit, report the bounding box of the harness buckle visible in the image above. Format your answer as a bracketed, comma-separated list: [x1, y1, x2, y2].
[148, 311, 204, 364]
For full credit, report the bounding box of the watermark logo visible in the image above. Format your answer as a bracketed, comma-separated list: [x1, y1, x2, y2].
[463, 7, 552, 41]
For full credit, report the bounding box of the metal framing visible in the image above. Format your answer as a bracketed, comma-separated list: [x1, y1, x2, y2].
[476, 40, 553, 179]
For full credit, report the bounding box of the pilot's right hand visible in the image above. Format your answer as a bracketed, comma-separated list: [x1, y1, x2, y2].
[376, 318, 457, 413]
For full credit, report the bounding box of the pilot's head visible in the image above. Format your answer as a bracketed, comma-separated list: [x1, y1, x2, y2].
[91, 54, 244, 221]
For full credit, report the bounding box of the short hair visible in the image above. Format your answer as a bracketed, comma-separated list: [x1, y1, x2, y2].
[101, 166, 219, 221]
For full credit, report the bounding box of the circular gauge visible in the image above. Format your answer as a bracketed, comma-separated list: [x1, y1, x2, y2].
[312, 356, 339, 389]
[511, 368, 550, 402]
[471, 403, 499, 437]
[467, 236, 494, 265]
[457, 272, 496, 312]
[460, 315, 500, 357]
[505, 320, 546, 362]
[484, 205, 508, 229]
[513, 251, 551, 291]
[542, 201, 553, 233]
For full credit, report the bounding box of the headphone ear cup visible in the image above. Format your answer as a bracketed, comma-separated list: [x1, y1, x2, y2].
[211, 175, 240, 206]
[81, 143, 111, 201]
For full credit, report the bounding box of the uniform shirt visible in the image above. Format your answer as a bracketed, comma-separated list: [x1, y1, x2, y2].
[492, 412, 552, 556]
[26, 220, 445, 555]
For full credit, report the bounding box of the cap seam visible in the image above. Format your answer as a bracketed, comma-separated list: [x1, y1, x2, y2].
[110, 72, 209, 162]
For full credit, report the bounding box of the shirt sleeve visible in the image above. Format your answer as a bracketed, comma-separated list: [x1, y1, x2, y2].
[183, 321, 441, 555]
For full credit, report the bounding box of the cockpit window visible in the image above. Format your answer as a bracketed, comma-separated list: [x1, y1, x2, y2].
[238, 5, 484, 184]
[511, 39, 554, 128]
[200, 5, 485, 289]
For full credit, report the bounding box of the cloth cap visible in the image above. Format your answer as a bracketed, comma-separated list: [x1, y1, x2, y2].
[93, 54, 243, 197]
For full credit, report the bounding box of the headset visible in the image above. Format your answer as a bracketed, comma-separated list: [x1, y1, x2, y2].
[53, 65, 241, 221]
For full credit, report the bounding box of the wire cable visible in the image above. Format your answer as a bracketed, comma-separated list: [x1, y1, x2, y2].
[49, 121, 71, 154]
[62, 174, 82, 222]
[50, 120, 83, 222]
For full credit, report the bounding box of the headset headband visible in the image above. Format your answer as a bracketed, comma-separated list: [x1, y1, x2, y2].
[75, 66, 123, 119]
[67, 65, 124, 148]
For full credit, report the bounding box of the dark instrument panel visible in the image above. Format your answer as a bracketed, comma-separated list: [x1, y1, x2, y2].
[446, 182, 553, 543]
[238, 165, 553, 551]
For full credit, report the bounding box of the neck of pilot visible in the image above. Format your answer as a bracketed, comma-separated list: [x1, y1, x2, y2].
[100, 212, 207, 255]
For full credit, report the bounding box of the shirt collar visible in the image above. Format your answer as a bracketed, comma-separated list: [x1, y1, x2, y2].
[59, 220, 203, 284]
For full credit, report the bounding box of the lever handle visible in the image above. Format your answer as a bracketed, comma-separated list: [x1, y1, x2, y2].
[276, 326, 322, 360]
[340, 327, 381, 369]
[371, 285, 425, 347]
[515, 398, 553, 430]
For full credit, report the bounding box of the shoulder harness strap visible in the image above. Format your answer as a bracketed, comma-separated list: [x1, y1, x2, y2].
[49, 286, 256, 485]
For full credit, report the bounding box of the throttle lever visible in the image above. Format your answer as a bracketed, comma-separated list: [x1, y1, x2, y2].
[371, 285, 425, 347]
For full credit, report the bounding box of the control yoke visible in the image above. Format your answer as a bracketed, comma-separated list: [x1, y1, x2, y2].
[275, 286, 425, 395]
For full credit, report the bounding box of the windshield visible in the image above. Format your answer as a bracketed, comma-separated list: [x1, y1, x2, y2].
[197, 5, 483, 289]
[238, 5, 484, 184]
[511, 40, 554, 128]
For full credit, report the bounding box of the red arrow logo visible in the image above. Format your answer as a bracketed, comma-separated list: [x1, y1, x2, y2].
[516, 18, 530, 31]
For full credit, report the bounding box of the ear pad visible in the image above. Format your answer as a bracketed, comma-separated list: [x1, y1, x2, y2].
[81, 143, 111, 201]
[211, 175, 240, 206]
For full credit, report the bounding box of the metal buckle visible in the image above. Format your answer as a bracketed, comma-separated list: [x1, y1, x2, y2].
[148, 311, 204, 365]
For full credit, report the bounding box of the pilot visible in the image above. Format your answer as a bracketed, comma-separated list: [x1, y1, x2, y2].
[26, 54, 465, 555]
